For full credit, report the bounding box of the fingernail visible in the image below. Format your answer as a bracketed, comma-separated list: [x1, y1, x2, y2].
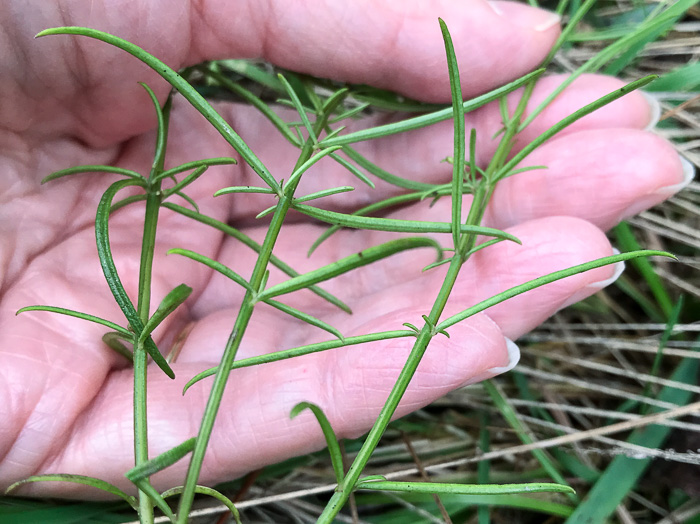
[558, 249, 625, 310]
[616, 154, 695, 221]
[460, 338, 521, 387]
[655, 155, 695, 196]
[487, 2, 561, 32]
[641, 91, 661, 131]
[487, 337, 521, 374]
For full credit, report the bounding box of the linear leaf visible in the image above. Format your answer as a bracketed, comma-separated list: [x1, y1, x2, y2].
[291, 402, 344, 484]
[161, 165, 208, 198]
[342, 145, 438, 191]
[138, 284, 192, 344]
[182, 330, 414, 393]
[16, 306, 131, 336]
[161, 485, 242, 524]
[438, 250, 675, 331]
[355, 480, 575, 496]
[162, 203, 351, 313]
[96, 179, 174, 378]
[36, 27, 276, 190]
[498, 76, 657, 181]
[259, 237, 443, 301]
[126, 438, 196, 483]
[263, 299, 343, 340]
[328, 152, 375, 188]
[294, 186, 354, 204]
[168, 249, 253, 292]
[5, 475, 138, 511]
[154, 157, 238, 183]
[41, 165, 145, 184]
[285, 146, 342, 189]
[318, 69, 544, 147]
[214, 186, 277, 196]
[294, 203, 520, 242]
[439, 19, 466, 250]
[278, 73, 317, 144]
[102, 332, 134, 362]
[200, 65, 299, 147]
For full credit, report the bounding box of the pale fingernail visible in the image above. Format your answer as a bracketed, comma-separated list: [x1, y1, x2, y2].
[655, 155, 695, 196]
[641, 91, 661, 131]
[487, 2, 561, 32]
[460, 338, 521, 387]
[616, 154, 695, 222]
[558, 249, 625, 310]
[486, 337, 521, 374]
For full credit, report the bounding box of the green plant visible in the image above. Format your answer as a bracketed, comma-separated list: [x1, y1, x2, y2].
[5, 1, 695, 522]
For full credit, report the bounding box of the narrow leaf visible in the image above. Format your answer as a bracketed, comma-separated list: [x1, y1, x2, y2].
[355, 480, 576, 496]
[163, 203, 351, 313]
[438, 250, 675, 331]
[161, 165, 208, 198]
[294, 186, 355, 204]
[294, 203, 520, 242]
[214, 186, 277, 196]
[285, 146, 342, 189]
[102, 332, 134, 362]
[138, 284, 192, 344]
[342, 145, 438, 191]
[498, 76, 657, 181]
[278, 73, 317, 143]
[36, 27, 276, 190]
[126, 438, 196, 483]
[263, 299, 343, 340]
[183, 330, 413, 393]
[200, 65, 300, 147]
[41, 165, 145, 184]
[259, 237, 443, 301]
[439, 19, 466, 250]
[318, 69, 544, 147]
[16, 306, 131, 336]
[161, 485, 242, 524]
[5, 475, 138, 511]
[291, 402, 345, 484]
[95, 179, 174, 378]
[328, 152, 375, 188]
[167, 248, 253, 292]
[154, 157, 238, 183]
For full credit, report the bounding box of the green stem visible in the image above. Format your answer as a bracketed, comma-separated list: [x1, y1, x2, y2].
[134, 91, 171, 524]
[176, 95, 343, 523]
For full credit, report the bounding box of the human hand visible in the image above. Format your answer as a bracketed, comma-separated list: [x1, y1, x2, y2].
[0, 0, 691, 498]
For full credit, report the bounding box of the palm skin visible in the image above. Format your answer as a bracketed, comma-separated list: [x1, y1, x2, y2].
[0, 0, 689, 498]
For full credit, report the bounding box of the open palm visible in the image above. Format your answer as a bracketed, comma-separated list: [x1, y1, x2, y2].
[0, 0, 689, 497]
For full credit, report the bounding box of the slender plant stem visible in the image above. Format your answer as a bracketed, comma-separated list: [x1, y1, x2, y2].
[133, 91, 171, 524]
[176, 94, 344, 523]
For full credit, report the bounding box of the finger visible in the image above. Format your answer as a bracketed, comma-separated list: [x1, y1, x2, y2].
[7, 0, 559, 144]
[486, 128, 694, 231]
[217, 73, 658, 220]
